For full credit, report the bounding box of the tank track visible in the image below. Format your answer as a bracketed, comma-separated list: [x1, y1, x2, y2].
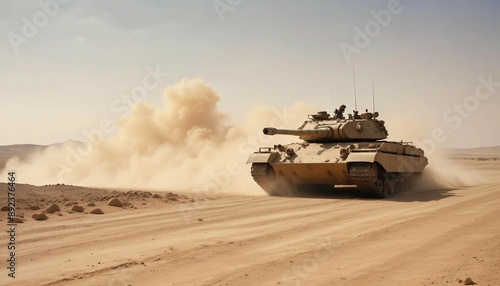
[251, 163, 278, 195]
[251, 163, 296, 196]
[348, 163, 416, 198]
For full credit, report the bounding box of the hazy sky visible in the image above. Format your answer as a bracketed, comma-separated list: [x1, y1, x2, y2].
[1, 0, 499, 148]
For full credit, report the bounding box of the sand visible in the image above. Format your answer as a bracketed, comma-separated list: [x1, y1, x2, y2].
[0, 158, 499, 286]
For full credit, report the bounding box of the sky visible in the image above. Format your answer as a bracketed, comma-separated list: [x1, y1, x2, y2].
[1, 0, 500, 148]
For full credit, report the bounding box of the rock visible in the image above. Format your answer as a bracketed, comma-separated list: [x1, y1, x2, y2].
[152, 194, 162, 199]
[107, 198, 123, 207]
[191, 199, 196, 203]
[45, 204, 61, 214]
[71, 205, 84, 212]
[32, 213, 49, 221]
[89, 208, 104, 215]
[64, 202, 73, 206]
[169, 197, 178, 202]
[167, 193, 180, 199]
[198, 218, 203, 222]
[11, 217, 24, 223]
[87, 202, 96, 207]
[1, 206, 8, 211]
[464, 278, 476, 285]
[62, 197, 70, 202]
[29, 205, 40, 210]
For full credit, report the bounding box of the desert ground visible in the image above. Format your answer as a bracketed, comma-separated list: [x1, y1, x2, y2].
[1, 156, 499, 286]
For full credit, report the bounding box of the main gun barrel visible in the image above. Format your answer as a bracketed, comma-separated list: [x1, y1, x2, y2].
[263, 127, 333, 142]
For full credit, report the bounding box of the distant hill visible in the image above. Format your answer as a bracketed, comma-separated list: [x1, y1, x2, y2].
[0, 141, 84, 170]
[448, 145, 500, 155]
[0, 144, 46, 170]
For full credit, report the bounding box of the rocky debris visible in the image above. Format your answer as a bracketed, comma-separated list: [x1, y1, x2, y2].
[29, 205, 41, 210]
[87, 202, 96, 207]
[463, 277, 476, 285]
[32, 213, 49, 221]
[107, 198, 123, 207]
[45, 204, 61, 214]
[1, 206, 8, 211]
[166, 192, 181, 199]
[11, 217, 24, 223]
[71, 205, 84, 212]
[89, 208, 104, 215]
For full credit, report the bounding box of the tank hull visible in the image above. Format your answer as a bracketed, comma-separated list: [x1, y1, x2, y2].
[248, 141, 428, 198]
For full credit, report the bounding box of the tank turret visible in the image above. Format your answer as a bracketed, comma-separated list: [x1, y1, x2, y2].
[263, 107, 388, 142]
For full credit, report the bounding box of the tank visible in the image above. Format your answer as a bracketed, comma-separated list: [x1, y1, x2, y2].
[247, 105, 428, 198]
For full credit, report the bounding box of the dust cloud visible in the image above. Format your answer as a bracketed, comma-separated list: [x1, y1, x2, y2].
[386, 115, 488, 191]
[1, 79, 315, 194]
[417, 154, 487, 191]
[2, 79, 489, 195]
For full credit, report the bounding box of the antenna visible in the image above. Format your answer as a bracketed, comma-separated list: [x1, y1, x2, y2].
[330, 88, 334, 116]
[352, 68, 358, 111]
[372, 80, 375, 112]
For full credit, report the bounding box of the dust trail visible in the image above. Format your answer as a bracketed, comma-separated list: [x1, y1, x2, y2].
[416, 151, 488, 191]
[386, 115, 488, 191]
[1, 79, 316, 194]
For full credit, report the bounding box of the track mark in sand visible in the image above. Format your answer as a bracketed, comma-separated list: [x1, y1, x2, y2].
[41, 261, 140, 286]
[203, 187, 500, 285]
